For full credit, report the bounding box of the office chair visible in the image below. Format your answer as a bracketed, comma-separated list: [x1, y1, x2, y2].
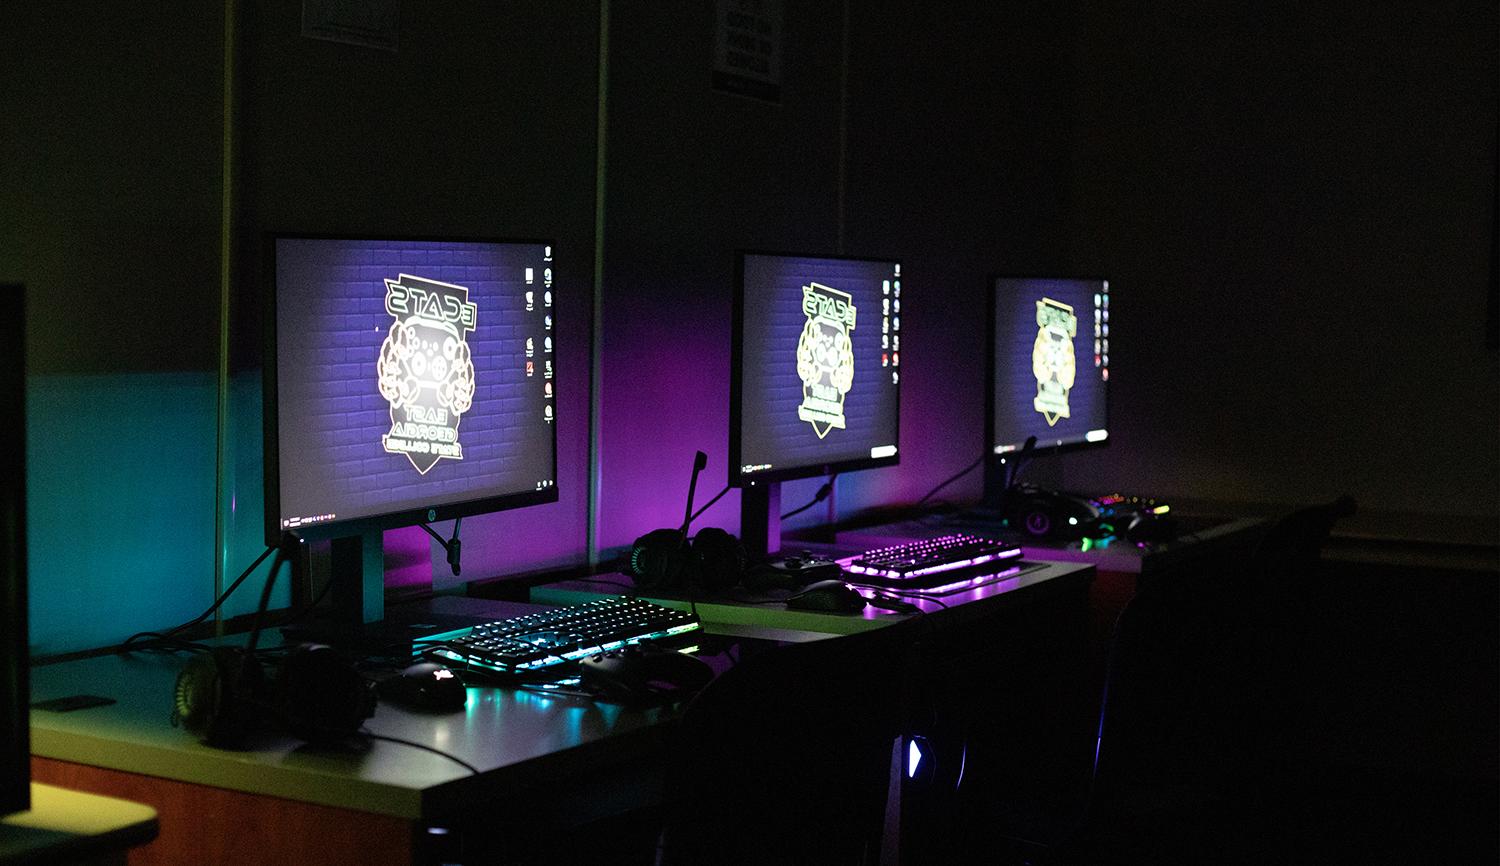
[656, 616, 934, 866]
[1051, 496, 1359, 865]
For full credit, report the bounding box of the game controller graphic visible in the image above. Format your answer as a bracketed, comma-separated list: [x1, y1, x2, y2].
[1032, 297, 1077, 426]
[378, 274, 478, 474]
[796, 282, 857, 438]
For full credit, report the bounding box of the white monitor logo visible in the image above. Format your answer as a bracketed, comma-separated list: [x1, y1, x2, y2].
[796, 282, 856, 439]
[378, 274, 478, 474]
[1032, 297, 1076, 426]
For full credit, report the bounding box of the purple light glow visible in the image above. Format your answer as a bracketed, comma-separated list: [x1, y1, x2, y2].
[848, 565, 1025, 600]
[913, 565, 1024, 595]
[840, 546, 1022, 579]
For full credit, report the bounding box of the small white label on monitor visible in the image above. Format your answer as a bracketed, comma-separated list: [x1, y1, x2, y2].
[870, 444, 898, 458]
[1086, 429, 1109, 442]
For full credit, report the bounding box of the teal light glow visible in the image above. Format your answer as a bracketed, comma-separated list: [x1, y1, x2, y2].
[28, 373, 219, 653]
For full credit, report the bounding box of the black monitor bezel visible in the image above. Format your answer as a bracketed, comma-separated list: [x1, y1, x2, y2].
[1, 282, 28, 816]
[729, 249, 903, 487]
[262, 232, 560, 546]
[985, 273, 1113, 465]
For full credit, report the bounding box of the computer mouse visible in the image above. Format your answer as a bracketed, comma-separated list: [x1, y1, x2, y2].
[378, 662, 467, 713]
[785, 579, 867, 613]
[579, 644, 714, 705]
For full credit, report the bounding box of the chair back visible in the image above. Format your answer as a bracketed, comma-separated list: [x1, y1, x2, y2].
[1077, 497, 1357, 861]
[660, 616, 932, 866]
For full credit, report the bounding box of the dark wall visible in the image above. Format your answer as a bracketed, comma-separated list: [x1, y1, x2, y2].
[8, 2, 1494, 651]
[230, 1, 600, 595]
[2, 4, 224, 652]
[0, 4, 223, 375]
[595, 1, 1079, 552]
[842, 2, 1077, 509]
[4, 2, 603, 651]
[596, 0, 846, 550]
[1063, 1, 1499, 536]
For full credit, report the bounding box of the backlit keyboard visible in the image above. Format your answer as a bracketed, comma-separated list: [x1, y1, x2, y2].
[842, 534, 1022, 588]
[422, 596, 702, 673]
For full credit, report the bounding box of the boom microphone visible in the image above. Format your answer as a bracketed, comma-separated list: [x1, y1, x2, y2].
[680, 450, 709, 536]
[1006, 435, 1038, 489]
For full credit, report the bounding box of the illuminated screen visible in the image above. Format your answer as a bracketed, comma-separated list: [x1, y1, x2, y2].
[992, 277, 1109, 453]
[732, 252, 902, 483]
[267, 236, 557, 541]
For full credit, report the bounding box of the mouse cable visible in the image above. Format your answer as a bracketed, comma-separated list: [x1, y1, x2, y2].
[357, 730, 480, 776]
[913, 456, 985, 509]
[781, 474, 839, 520]
[118, 544, 277, 653]
[845, 581, 951, 609]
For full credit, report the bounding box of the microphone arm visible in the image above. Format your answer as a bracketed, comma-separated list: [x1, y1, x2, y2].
[680, 450, 709, 538]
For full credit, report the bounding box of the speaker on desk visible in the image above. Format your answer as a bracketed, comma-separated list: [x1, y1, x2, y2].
[173, 643, 375, 748]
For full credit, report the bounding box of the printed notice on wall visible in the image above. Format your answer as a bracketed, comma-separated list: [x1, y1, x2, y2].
[714, 0, 782, 103]
[303, 0, 400, 52]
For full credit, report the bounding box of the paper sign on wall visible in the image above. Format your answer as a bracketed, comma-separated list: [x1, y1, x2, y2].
[714, 0, 783, 103]
[303, 0, 400, 52]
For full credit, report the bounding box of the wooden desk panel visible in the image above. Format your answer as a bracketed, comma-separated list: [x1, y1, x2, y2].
[30, 760, 406, 866]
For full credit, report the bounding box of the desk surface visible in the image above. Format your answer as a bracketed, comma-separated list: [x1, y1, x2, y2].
[838, 514, 1266, 574]
[0, 783, 157, 864]
[533, 559, 1095, 636]
[30, 563, 1092, 825]
[29, 598, 673, 821]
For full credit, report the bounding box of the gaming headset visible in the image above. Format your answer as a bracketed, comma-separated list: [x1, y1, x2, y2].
[626, 525, 747, 592]
[173, 643, 375, 748]
[625, 451, 750, 593]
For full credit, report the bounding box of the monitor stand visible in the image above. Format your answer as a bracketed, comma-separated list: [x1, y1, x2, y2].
[281, 530, 470, 654]
[329, 529, 384, 627]
[739, 480, 781, 561]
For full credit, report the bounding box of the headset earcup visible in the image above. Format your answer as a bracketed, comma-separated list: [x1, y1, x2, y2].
[174, 647, 263, 748]
[278, 644, 376, 741]
[691, 527, 745, 591]
[628, 528, 694, 590]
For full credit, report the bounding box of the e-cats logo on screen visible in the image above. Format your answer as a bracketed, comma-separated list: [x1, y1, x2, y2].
[795, 282, 857, 439]
[1031, 297, 1077, 426]
[377, 274, 478, 474]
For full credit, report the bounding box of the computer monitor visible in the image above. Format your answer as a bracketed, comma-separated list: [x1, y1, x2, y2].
[987, 276, 1110, 488]
[2, 283, 28, 815]
[731, 252, 902, 557]
[265, 236, 558, 624]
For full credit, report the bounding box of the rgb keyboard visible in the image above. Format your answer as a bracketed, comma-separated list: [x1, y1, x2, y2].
[422, 596, 702, 673]
[842, 534, 1022, 588]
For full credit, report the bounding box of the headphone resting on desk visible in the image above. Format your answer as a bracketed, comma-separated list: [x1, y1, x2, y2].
[626, 526, 746, 592]
[625, 450, 750, 593]
[172, 643, 375, 748]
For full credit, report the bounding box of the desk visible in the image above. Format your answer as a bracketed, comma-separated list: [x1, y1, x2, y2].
[28, 564, 1095, 866]
[838, 513, 1266, 576]
[28, 597, 678, 866]
[1, 783, 157, 865]
[532, 559, 1096, 638]
[535, 559, 1103, 829]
